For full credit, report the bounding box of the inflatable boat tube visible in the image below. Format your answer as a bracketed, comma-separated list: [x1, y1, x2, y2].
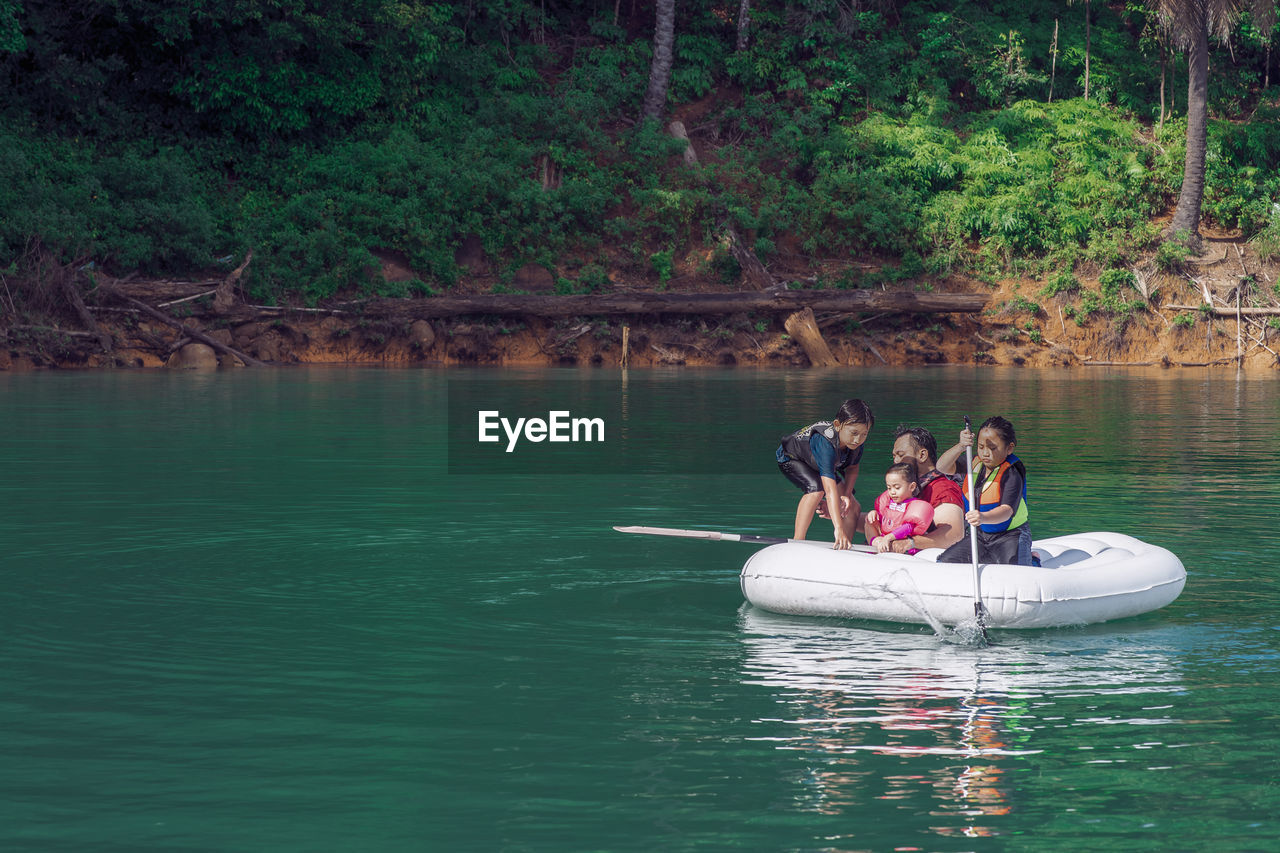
[740, 531, 1186, 629]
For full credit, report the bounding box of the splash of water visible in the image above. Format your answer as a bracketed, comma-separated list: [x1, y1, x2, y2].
[947, 618, 989, 647]
[880, 568, 989, 647]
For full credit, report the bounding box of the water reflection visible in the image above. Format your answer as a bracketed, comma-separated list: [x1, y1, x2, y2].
[737, 607, 1186, 839]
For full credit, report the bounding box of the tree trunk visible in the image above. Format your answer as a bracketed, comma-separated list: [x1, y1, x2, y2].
[1159, 51, 1166, 130]
[724, 228, 774, 290]
[1049, 19, 1058, 102]
[784, 307, 840, 366]
[214, 250, 252, 314]
[736, 0, 751, 52]
[641, 0, 676, 121]
[1084, 0, 1091, 100]
[1169, 21, 1209, 249]
[667, 120, 699, 166]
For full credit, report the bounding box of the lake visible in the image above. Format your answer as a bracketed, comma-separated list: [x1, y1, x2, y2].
[1, 366, 1277, 851]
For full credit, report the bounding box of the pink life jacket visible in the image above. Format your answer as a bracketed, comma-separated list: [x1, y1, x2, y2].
[873, 492, 935, 551]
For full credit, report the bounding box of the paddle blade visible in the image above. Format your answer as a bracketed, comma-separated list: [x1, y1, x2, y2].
[613, 525, 726, 541]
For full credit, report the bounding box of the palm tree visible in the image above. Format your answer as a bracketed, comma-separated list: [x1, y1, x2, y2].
[642, 0, 677, 121]
[1155, 0, 1275, 248]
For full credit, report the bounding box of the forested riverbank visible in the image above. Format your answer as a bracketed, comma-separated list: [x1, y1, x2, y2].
[3, 0, 1280, 368]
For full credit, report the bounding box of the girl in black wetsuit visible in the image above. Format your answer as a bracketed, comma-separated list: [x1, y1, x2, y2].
[775, 399, 874, 549]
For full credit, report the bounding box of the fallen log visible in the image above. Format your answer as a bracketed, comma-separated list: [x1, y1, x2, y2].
[375, 290, 988, 319]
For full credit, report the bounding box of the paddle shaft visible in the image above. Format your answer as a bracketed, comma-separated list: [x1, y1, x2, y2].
[614, 525, 876, 552]
[964, 416, 991, 637]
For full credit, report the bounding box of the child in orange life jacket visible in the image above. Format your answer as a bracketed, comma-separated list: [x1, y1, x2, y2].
[776, 399, 874, 550]
[935, 416, 1034, 566]
[866, 459, 935, 554]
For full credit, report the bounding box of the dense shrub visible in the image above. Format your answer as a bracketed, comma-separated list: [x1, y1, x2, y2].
[1, 0, 1277, 303]
[1202, 107, 1280, 232]
[768, 99, 1171, 269]
[238, 118, 631, 302]
[0, 135, 221, 273]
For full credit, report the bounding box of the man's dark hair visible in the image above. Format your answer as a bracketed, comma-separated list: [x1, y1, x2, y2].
[892, 424, 938, 463]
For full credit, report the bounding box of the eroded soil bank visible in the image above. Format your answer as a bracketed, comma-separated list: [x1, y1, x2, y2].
[3, 235, 1279, 372]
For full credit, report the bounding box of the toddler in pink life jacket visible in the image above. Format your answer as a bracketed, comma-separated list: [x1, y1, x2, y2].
[866, 459, 935, 554]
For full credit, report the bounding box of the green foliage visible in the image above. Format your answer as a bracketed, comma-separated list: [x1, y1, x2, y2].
[1154, 236, 1192, 272]
[1041, 270, 1081, 297]
[706, 247, 742, 284]
[650, 249, 675, 287]
[1001, 295, 1042, 316]
[1202, 108, 1280, 231]
[975, 30, 1048, 106]
[0, 0, 22, 52]
[577, 263, 611, 294]
[793, 99, 1168, 271]
[1098, 268, 1136, 297]
[0, 0, 1275, 307]
[3, 1, 463, 138]
[0, 135, 220, 273]
[1173, 312, 1196, 328]
[1096, 267, 1146, 319]
[238, 116, 624, 300]
[670, 34, 726, 103]
[1249, 205, 1280, 261]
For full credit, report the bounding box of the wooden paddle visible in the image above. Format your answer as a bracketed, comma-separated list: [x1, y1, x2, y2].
[613, 525, 876, 553]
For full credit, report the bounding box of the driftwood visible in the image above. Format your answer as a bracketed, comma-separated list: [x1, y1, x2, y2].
[8, 324, 100, 338]
[158, 289, 217, 308]
[58, 263, 114, 354]
[108, 289, 269, 367]
[214, 250, 253, 314]
[379, 290, 988, 319]
[1166, 304, 1280, 316]
[1082, 357, 1238, 367]
[784, 307, 839, 366]
[724, 228, 775, 290]
[1081, 360, 1157, 366]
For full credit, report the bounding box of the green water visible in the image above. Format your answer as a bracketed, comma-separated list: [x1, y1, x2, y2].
[1, 366, 1278, 851]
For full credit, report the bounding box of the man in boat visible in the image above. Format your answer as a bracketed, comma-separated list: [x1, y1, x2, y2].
[878, 425, 965, 553]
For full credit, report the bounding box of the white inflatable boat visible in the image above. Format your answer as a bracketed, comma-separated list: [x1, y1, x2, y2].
[740, 531, 1186, 629]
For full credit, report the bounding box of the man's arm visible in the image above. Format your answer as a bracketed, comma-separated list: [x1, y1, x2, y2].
[890, 501, 964, 552]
